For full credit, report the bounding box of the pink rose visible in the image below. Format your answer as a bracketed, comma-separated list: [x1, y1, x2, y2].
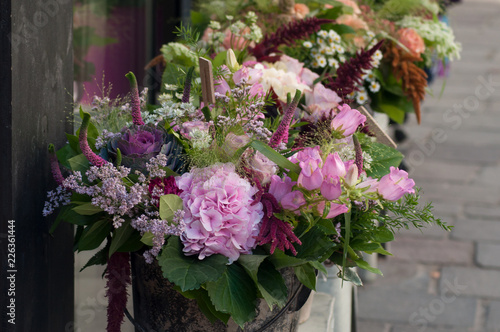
[378, 167, 415, 201]
[249, 151, 277, 185]
[337, 14, 368, 31]
[336, 0, 361, 14]
[222, 133, 251, 157]
[398, 28, 425, 57]
[293, 3, 310, 19]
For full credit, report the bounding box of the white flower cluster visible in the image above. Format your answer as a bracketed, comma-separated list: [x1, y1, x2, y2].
[347, 48, 383, 105]
[305, 29, 345, 69]
[398, 16, 461, 61]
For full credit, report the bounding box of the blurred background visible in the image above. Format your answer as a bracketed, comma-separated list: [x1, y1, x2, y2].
[72, 1, 500, 331]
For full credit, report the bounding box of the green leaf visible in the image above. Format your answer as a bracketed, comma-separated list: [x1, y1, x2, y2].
[140, 232, 154, 246]
[56, 144, 78, 169]
[206, 263, 257, 327]
[370, 227, 395, 243]
[295, 225, 336, 261]
[269, 249, 307, 270]
[364, 142, 403, 178]
[77, 219, 112, 251]
[341, 210, 351, 281]
[315, 218, 340, 236]
[250, 140, 301, 175]
[179, 288, 230, 324]
[256, 260, 288, 309]
[238, 255, 287, 309]
[377, 104, 405, 124]
[201, 106, 211, 122]
[342, 267, 363, 286]
[237, 255, 268, 281]
[355, 259, 383, 275]
[330, 23, 356, 35]
[109, 219, 136, 257]
[293, 263, 317, 291]
[159, 194, 184, 222]
[158, 237, 228, 291]
[80, 242, 110, 272]
[68, 154, 91, 173]
[212, 51, 227, 69]
[309, 260, 328, 275]
[72, 202, 103, 216]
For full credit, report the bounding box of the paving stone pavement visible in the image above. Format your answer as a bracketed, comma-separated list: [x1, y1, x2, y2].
[356, 1, 500, 331]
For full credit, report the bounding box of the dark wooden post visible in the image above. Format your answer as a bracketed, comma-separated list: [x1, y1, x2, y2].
[0, 1, 74, 331]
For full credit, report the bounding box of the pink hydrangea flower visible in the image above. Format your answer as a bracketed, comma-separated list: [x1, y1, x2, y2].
[176, 163, 264, 263]
[331, 104, 366, 137]
[378, 167, 415, 201]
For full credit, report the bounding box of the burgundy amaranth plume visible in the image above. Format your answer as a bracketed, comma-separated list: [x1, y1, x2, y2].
[325, 40, 384, 104]
[105, 252, 131, 332]
[249, 178, 301, 255]
[48, 144, 65, 186]
[249, 17, 332, 62]
[79, 111, 108, 167]
[182, 67, 195, 103]
[268, 90, 301, 149]
[125, 72, 145, 125]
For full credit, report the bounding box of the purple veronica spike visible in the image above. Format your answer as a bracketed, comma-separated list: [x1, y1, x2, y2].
[48, 144, 65, 186]
[125, 72, 145, 126]
[79, 112, 108, 167]
[269, 90, 301, 149]
[353, 135, 363, 177]
[182, 67, 194, 103]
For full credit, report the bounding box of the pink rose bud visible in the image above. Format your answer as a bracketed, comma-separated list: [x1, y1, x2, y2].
[331, 104, 366, 137]
[344, 164, 359, 187]
[378, 167, 415, 201]
[222, 133, 251, 157]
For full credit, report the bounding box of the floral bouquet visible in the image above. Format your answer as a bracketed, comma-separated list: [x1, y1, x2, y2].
[45, 45, 449, 330]
[191, 0, 461, 125]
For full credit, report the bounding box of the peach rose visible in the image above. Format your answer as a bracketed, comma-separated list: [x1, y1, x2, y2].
[293, 3, 310, 19]
[336, 0, 361, 14]
[397, 28, 425, 56]
[337, 14, 368, 31]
